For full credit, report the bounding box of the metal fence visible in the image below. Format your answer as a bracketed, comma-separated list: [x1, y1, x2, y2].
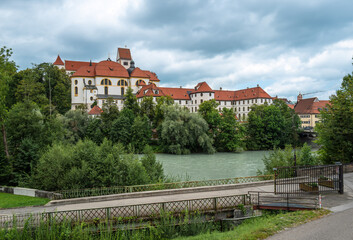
[274, 163, 343, 195]
[54, 175, 273, 200]
[0, 194, 250, 228]
[249, 191, 319, 211]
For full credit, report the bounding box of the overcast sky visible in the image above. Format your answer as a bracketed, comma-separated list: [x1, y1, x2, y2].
[1, 0, 353, 101]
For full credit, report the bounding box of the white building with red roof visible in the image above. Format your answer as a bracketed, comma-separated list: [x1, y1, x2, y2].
[54, 47, 273, 118]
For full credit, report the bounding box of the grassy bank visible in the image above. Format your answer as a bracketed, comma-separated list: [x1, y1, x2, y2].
[0, 192, 50, 209]
[0, 209, 330, 239]
[175, 209, 331, 240]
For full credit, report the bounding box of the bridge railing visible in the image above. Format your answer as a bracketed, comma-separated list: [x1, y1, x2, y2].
[249, 191, 319, 210]
[0, 194, 250, 228]
[53, 175, 274, 200]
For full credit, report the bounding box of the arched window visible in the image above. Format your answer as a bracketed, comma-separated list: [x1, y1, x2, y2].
[118, 80, 128, 86]
[74, 87, 78, 96]
[88, 80, 92, 85]
[135, 79, 146, 86]
[100, 79, 112, 85]
[75, 80, 78, 85]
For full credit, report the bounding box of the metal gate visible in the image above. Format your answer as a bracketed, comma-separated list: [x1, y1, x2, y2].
[274, 163, 343, 195]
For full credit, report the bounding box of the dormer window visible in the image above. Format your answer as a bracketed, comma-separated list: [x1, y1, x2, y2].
[123, 62, 128, 66]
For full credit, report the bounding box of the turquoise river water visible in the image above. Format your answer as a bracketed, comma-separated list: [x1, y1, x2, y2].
[155, 151, 271, 181]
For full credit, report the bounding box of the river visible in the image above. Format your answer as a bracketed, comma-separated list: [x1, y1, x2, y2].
[155, 151, 270, 181]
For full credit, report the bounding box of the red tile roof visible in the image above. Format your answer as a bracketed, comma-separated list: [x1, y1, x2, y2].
[53, 55, 64, 65]
[65, 60, 97, 71]
[287, 104, 295, 109]
[72, 65, 95, 77]
[295, 98, 330, 114]
[95, 60, 129, 78]
[214, 86, 271, 101]
[143, 70, 160, 82]
[118, 48, 132, 60]
[130, 67, 150, 78]
[160, 87, 193, 100]
[88, 105, 103, 115]
[192, 82, 214, 93]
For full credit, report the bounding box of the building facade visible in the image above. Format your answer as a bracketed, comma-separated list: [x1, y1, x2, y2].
[294, 94, 330, 129]
[54, 48, 273, 119]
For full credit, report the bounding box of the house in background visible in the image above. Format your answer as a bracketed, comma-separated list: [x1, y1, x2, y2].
[294, 93, 330, 129]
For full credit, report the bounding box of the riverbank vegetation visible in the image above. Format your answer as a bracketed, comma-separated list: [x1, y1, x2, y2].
[0, 209, 330, 239]
[1, 46, 352, 190]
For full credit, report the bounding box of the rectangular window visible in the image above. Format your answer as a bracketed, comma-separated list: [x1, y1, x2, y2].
[123, 62, 128, 66]
[179, 100, 181, 104]
[195, 100, 197, 104]
[209, 93, 212, 96]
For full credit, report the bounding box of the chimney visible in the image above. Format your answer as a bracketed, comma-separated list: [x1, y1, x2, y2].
[180, 86, 182, 88]
[220, 87, 222, 91]
[257, 84, 259, 87]
[297, 93, 303, 102]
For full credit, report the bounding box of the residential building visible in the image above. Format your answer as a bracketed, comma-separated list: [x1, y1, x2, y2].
[294, 94, 330, 129]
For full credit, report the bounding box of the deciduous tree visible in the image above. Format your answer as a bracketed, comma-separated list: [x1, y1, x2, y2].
[316, 73, 353, 163]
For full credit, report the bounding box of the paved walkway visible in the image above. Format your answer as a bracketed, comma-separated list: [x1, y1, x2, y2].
[267, 173, 353, 240]
[0, 182, 274, 216]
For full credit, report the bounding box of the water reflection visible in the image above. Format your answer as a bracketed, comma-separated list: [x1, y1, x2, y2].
[156, 151, 270, 181]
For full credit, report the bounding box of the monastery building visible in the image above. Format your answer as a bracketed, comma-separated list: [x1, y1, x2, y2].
[53, 48, 274, 119]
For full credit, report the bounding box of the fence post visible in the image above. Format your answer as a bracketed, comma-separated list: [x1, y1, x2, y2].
[273, 168, 277, 194]
[336, 162, 344, 194]
[286, 193, 289, 211]
[213, 198, 217, 212]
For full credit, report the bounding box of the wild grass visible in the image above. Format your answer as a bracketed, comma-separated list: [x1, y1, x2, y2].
[0, 193, 50, 209]
[0, 210, 218, 239]
[174, 209, 331, 240]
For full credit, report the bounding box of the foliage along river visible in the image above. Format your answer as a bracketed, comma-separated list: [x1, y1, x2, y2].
[155, 151, 270, 181]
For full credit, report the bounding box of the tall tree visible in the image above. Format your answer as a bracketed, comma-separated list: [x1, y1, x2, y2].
[124, 87, 140, 114]
[198, 99, 221, 137]
[316, 73, 353, 163]
[246, 101, 299, 150]
[154, 95, 174, 128]
[0, 46, 17, 159]
[140, 96, 155, 122]
[160, 105, 215, 154]
[6, 101, 44, 183]
[215, 108, 245, 152]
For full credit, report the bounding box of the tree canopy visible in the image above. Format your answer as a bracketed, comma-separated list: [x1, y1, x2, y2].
[316, 73, 353, 163]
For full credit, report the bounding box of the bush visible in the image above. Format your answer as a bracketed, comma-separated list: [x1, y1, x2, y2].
[31, 139, 164, 191]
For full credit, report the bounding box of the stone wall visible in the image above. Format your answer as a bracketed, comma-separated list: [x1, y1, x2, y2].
[0, 186, 61, 200]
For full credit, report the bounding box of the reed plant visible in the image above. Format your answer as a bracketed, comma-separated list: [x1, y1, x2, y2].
[0, 210, 219, 239]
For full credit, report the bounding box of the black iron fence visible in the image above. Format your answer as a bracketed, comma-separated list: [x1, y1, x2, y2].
[249, 191, 319, 210]
[274, 163, 343, 195]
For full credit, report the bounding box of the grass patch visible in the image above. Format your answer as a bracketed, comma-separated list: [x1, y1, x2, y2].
[174, 209, 331, 240]
[0, 192, 50, 209]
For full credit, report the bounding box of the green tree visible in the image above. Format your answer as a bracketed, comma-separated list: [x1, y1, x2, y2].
[141, 145, 164, 183]
[0, 46, 17, 160]
[160, 105, 215, 154]
[124, 87, 140, 114]
[198, 99, 221, 136]
[110, 108, 135, 146]
[316, 73, 353, 163]
[215, 108, 245, 152]
[131, 115, 151, 153]
[246, 101, 300, 150]
[140, 96, 155, 122]
[31, 139, 157, 191]
[6, 101, 44, 183]
[61, 110, 91, 143]
[258, 144, 319, 175]
[154, 95, 174, 127]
